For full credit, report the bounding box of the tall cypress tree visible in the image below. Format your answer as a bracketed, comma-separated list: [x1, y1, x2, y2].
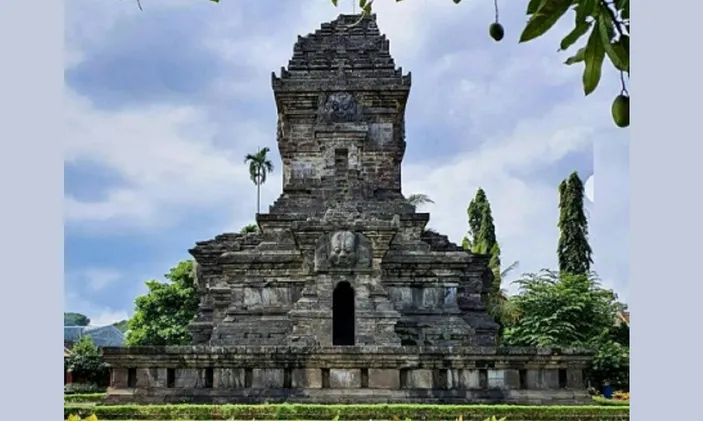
[463, 188, 488, 250]
[557, 172, 593, 275]
[463, 188, 501, 295]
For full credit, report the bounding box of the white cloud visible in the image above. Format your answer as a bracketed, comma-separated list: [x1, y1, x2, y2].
[64, 88, 269, 231]
[65, 290, 130, 326]
[65, 0, 629, 302]
[89, 309, 130, 327]
[83, 268, 122, 291]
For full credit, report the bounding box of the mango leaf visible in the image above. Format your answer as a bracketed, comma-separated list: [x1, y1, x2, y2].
[582, 25, 606, 96]
[621, 0, 630, 20]
[359, 0, 367, 8]
[597, 5, 628, 72]
[520, 0, 572, 43]
[576, 0, 598, 22]
[453, 0, 462, 4]
[621, 34, 629, 56]
[560, 20, 592, 51]
[527, 0, 544, 15]
[331, 0, 338, 6]
[564, 47, 586, 65]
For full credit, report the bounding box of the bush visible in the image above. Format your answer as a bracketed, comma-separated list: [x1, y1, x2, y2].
[592, 396, 630, 407]
[64, 403, 630, 420]
[64, 393, 106, 403]
[64, 383, 106, 395]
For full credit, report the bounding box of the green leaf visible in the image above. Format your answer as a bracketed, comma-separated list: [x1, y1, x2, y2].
[582, 25, 606, 96]
[597, 5, 628, 72]
[520, 0, 572, 43]
[560, 20, 592, 51]
[331, 0, 338, 6]
[526, 0, 543, 14]
[359, 0, 367, 8]
[363, 2, 373, 14]
[576, 0, 598, 22]
[621, 0, 630, 20]
[564, 47, 586, 65]
[453, 0, 462, 4]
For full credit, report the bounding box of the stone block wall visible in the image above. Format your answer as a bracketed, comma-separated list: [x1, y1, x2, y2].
[103, 346, 593, 405]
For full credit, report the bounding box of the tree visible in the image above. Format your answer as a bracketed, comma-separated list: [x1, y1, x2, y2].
[502, 269, 629, 389]
[112, 320, 129, 333]
[407, 193, 434, 208]
[557, 171, 593, 275]
[244, 147, 274, 215]
[502, 269, 623, 347]
[65, 336, 108, 385]
[64, 312, 91, 327]
[326, 0, 630, 128]
[461, 188, 518, 334]
[126, 260, 200, 346]
[239, 223, 259, 234]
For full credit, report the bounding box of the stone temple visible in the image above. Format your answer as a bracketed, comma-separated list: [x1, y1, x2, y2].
[103, 14, 592, 405]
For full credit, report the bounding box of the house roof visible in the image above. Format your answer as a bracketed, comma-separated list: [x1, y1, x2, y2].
[64, 324, 125, 347]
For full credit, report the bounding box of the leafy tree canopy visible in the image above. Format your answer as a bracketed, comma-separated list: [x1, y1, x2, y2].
[64, 312, 90, 327]
[126, 260, 200, 346]
[65, 336, 107, 385]
[111, 320, 129, 333]
[503, 269, 625, 348]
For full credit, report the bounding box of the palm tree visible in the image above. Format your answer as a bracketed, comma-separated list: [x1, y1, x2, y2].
[407, 193, 434, 208]
[244, 147, 274, 215]
[484, 260, 521, 338]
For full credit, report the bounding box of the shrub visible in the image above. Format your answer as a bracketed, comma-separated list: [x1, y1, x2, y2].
[64, 383, 106, 395]
[64, 403, 630, 420]
[64, 393, 106, 403]
[592, 396, 630, 407]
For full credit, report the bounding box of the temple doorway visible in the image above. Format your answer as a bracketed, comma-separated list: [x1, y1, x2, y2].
[332, 281, 355, 345]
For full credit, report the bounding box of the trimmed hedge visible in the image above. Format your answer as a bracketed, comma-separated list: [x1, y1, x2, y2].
[64, 404, 630, 420]
[65, 393, 106, 403]
[592, 397, 630, 407]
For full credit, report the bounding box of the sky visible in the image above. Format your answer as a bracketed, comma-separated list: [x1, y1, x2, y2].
[64, 0, 629, 327]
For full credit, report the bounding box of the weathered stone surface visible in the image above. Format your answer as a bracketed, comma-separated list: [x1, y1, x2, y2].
[252, 369, 284, 388]
[292, 369, 322, 388]
[407, 369, 433, 389]
[101, 13, 594, 406]
[329, 368, 361, 388]
[214, 368, 245, 388]
[368, 369, 399, 389]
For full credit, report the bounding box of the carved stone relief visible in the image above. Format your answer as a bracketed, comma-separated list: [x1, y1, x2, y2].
[317, 92, 362, 124]
[314, 230, 372, 271]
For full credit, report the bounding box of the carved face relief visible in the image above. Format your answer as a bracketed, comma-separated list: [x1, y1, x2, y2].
[329, 231, 357, 267]
[314, 230, 372, 272]
[319, 92, 361, 123]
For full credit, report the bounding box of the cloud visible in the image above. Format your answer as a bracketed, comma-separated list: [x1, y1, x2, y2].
[81, 268, 122, 291]
[63, 88, 271, 232]
[90, 309, 130, 327]
[64, 290, 130, 326]
[64, 0, 629, 308]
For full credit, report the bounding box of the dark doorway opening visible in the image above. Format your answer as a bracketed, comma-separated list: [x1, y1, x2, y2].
[333, 281, 355, 345]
